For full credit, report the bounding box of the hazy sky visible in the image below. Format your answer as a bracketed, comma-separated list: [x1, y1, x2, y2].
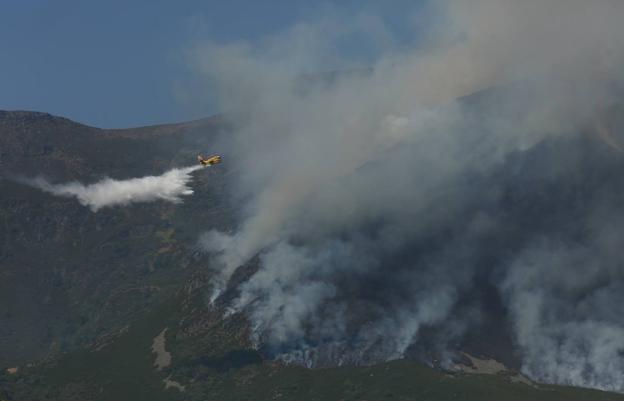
[0, 0, 423, 128]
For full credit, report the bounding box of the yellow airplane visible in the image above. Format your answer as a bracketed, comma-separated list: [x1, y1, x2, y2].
[198, 154, 222, 166]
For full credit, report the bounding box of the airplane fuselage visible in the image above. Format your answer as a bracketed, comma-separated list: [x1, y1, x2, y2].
[198, 155, 222, 166]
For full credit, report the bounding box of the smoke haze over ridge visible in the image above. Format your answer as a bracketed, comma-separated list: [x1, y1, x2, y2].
[189, 0, 624, 392]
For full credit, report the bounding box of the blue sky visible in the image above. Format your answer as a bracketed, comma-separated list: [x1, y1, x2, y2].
[0, 0, 425, 128]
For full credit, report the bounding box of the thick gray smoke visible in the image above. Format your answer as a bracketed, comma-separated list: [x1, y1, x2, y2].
[23, 165, 201, 211]
[196, 0, 624, 391]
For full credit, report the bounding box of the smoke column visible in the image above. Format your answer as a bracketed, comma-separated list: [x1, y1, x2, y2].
[22, 165, 202, 211]
[191, 0, 624, 392]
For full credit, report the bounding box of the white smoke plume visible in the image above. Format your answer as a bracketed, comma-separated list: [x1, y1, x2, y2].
[503, 237, 624, 391]
[191, 0, 624, 392]
[23, 165, 201, 211]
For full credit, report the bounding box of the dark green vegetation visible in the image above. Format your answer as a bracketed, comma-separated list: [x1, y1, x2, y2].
[3, 293, 624, 401]
[1, 110, 624, 400]
[0, 110, 234, 365]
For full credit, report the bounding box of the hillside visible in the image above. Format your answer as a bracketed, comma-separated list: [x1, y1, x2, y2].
[0, 110, 237, 365]
[1, 109, 624, 400]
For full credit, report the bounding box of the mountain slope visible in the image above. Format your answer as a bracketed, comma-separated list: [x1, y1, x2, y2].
[0, 110, 234, 366]
[2, 109, 624, 400]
